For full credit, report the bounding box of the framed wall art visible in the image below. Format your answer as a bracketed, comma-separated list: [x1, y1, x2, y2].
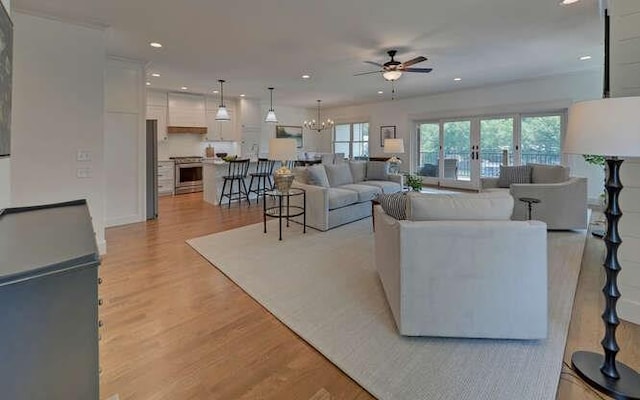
[276, 125, 303, 148]
[380, 125, 396, 147]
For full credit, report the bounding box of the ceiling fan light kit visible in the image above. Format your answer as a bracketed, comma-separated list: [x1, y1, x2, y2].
[265, 87, 278, 123]
[356, 49, 433, 82]
[304, 100, 334, 133]
[215, 79, 231, 121]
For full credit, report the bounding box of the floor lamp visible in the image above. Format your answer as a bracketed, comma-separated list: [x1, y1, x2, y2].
[565, 96, 640, 399]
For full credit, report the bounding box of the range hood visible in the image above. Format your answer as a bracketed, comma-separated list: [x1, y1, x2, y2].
[167, 93, 207, 134]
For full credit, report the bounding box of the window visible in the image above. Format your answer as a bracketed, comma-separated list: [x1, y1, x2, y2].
[333, 122, 369, 159]
[520, 114, 562, 166]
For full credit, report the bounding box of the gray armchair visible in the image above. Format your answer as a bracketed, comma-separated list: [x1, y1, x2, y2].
[481, 164, 587, 230]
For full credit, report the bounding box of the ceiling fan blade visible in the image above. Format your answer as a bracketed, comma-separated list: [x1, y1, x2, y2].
[403, 67, 433, 73]
[400, 56, 427, 67]
[364, 60, 384, 68]
[354, 70, 382, 76]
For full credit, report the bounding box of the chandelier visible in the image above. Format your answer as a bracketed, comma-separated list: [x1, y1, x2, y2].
[304, 100, 334, 133]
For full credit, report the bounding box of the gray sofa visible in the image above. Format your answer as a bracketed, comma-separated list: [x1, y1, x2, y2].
[290, 161, 403, 231]
[374, 192, 548, 339]
[481, 164, 588, 230]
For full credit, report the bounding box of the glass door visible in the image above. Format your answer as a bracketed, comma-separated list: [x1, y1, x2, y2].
[442, 120, 473, 188]
[479, 117, 514, 178]
[417, 120, 476, 189]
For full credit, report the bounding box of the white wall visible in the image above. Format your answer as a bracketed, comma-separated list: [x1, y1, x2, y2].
[104, 57, 145, 227]
[0, 0, 10, 209]
[323, 70, 604, 200]
[610, 0, 640, 324]
[11, 12, 106, 252]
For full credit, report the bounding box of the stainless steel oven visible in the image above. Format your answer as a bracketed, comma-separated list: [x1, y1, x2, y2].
[171, 157, 203, 194]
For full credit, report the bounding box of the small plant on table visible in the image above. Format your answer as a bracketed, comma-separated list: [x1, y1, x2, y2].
[404, 174, 423, 191]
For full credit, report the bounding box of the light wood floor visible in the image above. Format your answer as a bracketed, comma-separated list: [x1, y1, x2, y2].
[99, 193, 640, 400]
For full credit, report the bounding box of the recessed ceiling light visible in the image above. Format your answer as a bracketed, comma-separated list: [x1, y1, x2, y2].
[146, 82, 151, 86]
[240, 94, 246, 97]
[181, 86, 188, 90]
[454, 77, 462, 81]
[579, 55, 592, 60]
[561, 0, 580, 4]
[377, 91, 384, 94]
[212, 90, 219, 94]
[150, 42, 163, 48]
[302, 74, 311, 79]
[151, 73, 160, 77]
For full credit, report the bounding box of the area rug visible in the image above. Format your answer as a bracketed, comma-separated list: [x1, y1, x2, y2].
[187, 219, 587, 400]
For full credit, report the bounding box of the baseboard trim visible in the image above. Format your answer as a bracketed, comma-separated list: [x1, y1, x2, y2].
[619, 298, 640, 325]
[106, 214, 143, 228]
[97, 239, 107, 255]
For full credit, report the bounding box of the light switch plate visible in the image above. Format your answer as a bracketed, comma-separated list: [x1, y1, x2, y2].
[77, 150, 92, 161]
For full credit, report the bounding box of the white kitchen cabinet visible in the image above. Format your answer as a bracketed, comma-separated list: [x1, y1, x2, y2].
[168, 93, 206, 127]
[239, 98, 262, 131]
[157, 161, 175, 196]
[204, 106, 239, 142]
[146, 105, 168, 141]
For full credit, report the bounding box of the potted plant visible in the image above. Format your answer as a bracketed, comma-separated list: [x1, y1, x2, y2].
[404, 174, 423, 191]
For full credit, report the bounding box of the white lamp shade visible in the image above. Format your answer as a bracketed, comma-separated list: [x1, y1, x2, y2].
[384, 138, 405, 154]
[383, 70, 402, 81]
[265, 110, 278, 123]
[215, 106, 230, 121]
[269, 138, 297, 161]
[565, 97, 640, 157]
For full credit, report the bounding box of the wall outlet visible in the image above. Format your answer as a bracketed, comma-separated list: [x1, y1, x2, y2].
[76, 167, 92, 178]
[77, 150, 92, 161]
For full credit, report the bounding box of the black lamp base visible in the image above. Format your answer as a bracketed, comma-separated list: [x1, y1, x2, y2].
[572, 351, 640, 399]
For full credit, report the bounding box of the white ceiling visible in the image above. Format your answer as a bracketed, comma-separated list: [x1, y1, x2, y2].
[13, 0, 604, 107]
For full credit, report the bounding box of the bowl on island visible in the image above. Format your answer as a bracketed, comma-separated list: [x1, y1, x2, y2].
[215, 152, 228, 159]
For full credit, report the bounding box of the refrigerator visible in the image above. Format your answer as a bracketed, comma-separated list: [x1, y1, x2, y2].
[146, 120, 158, 220]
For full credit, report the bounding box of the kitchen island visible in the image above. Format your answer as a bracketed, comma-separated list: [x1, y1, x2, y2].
[203, 159, 262, 205]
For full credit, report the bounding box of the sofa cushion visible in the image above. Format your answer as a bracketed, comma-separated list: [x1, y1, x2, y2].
[375, 192, 407, 220]
[529, 163, 569, 184]
[306, 164, 330, 187]
[349, 161, 367, 183]
[406, 192, 514, 221]
[497, 165, 532, 188]
[325, 163, 354, 187]
[327, 188, 359, 210]
[360, 180, 402, 194]
[366, 161, 389, 181]
[292, 166, 309, 184]
[338, 183, 382, 202]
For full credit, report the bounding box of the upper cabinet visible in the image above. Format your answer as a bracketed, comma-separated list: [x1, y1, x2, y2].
[204, 96, 239, 142]
[168, 93, 207, 128]
[239, 98, 262, 132]
[146, 105, 168, 141]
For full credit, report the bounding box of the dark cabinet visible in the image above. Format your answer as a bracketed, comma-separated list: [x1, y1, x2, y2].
[0, 200, 100, 400]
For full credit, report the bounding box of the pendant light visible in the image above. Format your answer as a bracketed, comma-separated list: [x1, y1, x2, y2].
[265, 87, 278, 123]
[215, 79, 230, 121]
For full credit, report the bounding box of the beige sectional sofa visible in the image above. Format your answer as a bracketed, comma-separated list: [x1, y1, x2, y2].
[290, 161, 402, 231]
[481, 164, 587, 230]
[374, 191, 548, 339]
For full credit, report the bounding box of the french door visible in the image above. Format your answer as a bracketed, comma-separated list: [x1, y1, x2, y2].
[416, 112, 564, 190]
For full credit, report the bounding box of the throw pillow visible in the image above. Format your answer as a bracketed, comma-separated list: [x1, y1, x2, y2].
[306, 164, 330, 188]
[349, 161, 367, 183]
[366, 161, 389, 181]
[406, 192, 514, 221]
[325, 163, 354, 187]
[497, 165, 532, 188]
[529, 163, 569, 184]
[292, 166, 309, 184]
[375, 192, 407, 220]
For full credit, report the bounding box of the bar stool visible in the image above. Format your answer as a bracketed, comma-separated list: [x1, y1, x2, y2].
[219, 159, 250, 207]
[248, 158, 275, 203]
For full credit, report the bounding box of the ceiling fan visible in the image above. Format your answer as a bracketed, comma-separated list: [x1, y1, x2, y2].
[355, 50, 433, 81]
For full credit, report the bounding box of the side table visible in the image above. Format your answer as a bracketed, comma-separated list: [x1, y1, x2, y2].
[519, 197, 541, 220]
[263, 188, 306, 240]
